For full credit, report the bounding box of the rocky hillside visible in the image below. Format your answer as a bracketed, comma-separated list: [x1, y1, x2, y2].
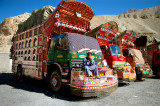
[0, 5, 160, 52]
[0, 13, 31, 52]
[17, 6, 55, 33]
[0, 12, 31, 36]
[91, 15, 160, 38]
[0, 6, 55, 52]
[90, 5, 160, 45]
[123, 5, 160, 17]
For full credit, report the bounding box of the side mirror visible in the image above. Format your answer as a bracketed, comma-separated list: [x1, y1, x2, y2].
[105, 46, 110, 56]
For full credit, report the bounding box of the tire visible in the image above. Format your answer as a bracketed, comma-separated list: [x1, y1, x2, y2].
[50, 70, 63, 92]
[16, 66, 23, 81]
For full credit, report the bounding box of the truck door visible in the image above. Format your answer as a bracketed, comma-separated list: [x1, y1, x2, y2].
[48, 35, 69, 67]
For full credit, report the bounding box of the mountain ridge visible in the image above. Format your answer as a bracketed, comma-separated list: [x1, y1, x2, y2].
[123, 5, 160, 16]
[0, 5, 160, 52]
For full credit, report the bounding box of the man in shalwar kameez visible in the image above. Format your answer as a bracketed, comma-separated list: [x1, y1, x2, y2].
[82, 52, 99, 78]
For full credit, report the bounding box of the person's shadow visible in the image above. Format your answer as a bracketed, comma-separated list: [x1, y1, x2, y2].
[0, 73, 101, 101]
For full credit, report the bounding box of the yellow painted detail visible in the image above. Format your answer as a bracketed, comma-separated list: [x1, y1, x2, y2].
[123, 74, 129, 78]
[57, 55, 63, 58]
[91, 56, 94, 59]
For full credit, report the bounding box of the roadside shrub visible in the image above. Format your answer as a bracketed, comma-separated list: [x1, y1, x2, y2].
[133, 14, 138, 19]
[141, 14, 149, 19]
[127, 14, 131, 18]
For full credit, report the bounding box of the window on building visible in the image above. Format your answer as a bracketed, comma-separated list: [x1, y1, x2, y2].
[22, 42, 24, 48]
[29, 39, 32, 47]
[33, 49, 36, 54]
[33, 38, 37, 46]
[25, 50, 27, 54]
[19, 42, 21, 49]
[25, 41, 28, 48]
[24, 56, 27, 60]
[28, 50, 31, 54]
[33, 56, 36, 61]
[28, 56, 31, 61]
[16, 44, 18, 49]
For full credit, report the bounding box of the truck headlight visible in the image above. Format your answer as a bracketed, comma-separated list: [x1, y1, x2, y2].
[112, 61, 115, 65]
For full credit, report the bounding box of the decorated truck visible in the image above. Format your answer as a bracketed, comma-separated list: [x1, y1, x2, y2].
[115, 30, 152, 80]
[147, 42, 160, 78]
[12, 0, 118, 97]
[86, 21, 136, 82]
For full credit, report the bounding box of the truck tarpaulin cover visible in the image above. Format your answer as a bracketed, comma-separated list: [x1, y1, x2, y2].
[66, 33, 102, 55]
[130, 49, 145, 64]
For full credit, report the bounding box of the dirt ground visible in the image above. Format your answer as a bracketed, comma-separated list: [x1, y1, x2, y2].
[0, 53, 160, 106]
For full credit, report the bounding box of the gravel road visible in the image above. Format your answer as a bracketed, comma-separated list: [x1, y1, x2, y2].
[0, 53, 160, 106]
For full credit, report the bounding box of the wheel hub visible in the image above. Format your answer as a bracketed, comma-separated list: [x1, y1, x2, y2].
[52, 78, 58, 86]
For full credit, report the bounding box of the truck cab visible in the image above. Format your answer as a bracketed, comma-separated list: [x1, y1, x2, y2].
[86, 22, 136, 82]
[100, 44, 126, 69]
[100, 44, 135, 82]
[47, 33, 118, 97]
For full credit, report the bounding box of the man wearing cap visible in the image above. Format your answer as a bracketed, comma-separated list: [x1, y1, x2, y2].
[82, 52, 99, 78]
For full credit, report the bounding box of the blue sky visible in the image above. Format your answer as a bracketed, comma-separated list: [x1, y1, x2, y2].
[0, 0, 160, 22]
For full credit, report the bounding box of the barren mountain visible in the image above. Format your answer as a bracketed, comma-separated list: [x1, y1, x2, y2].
[0, 6, 55, 52]
[17, 5, 55, 33]
[124, 5, 160, 16]
[0, 12, 31, 36]
[0, 5, 160, 52]
[0, 13, 31, 52]
[91, 15, 160, 38]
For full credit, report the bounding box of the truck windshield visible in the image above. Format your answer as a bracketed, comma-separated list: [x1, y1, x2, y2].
[110, 45, 121, 56]
[66, 33, 102, 55]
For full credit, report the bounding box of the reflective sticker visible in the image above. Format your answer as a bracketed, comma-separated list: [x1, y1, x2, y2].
[79, 55, 85, 58]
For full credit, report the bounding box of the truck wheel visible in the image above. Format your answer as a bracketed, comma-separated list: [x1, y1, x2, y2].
[50, 70, 63, 92]
[16, 66, 23, 81]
